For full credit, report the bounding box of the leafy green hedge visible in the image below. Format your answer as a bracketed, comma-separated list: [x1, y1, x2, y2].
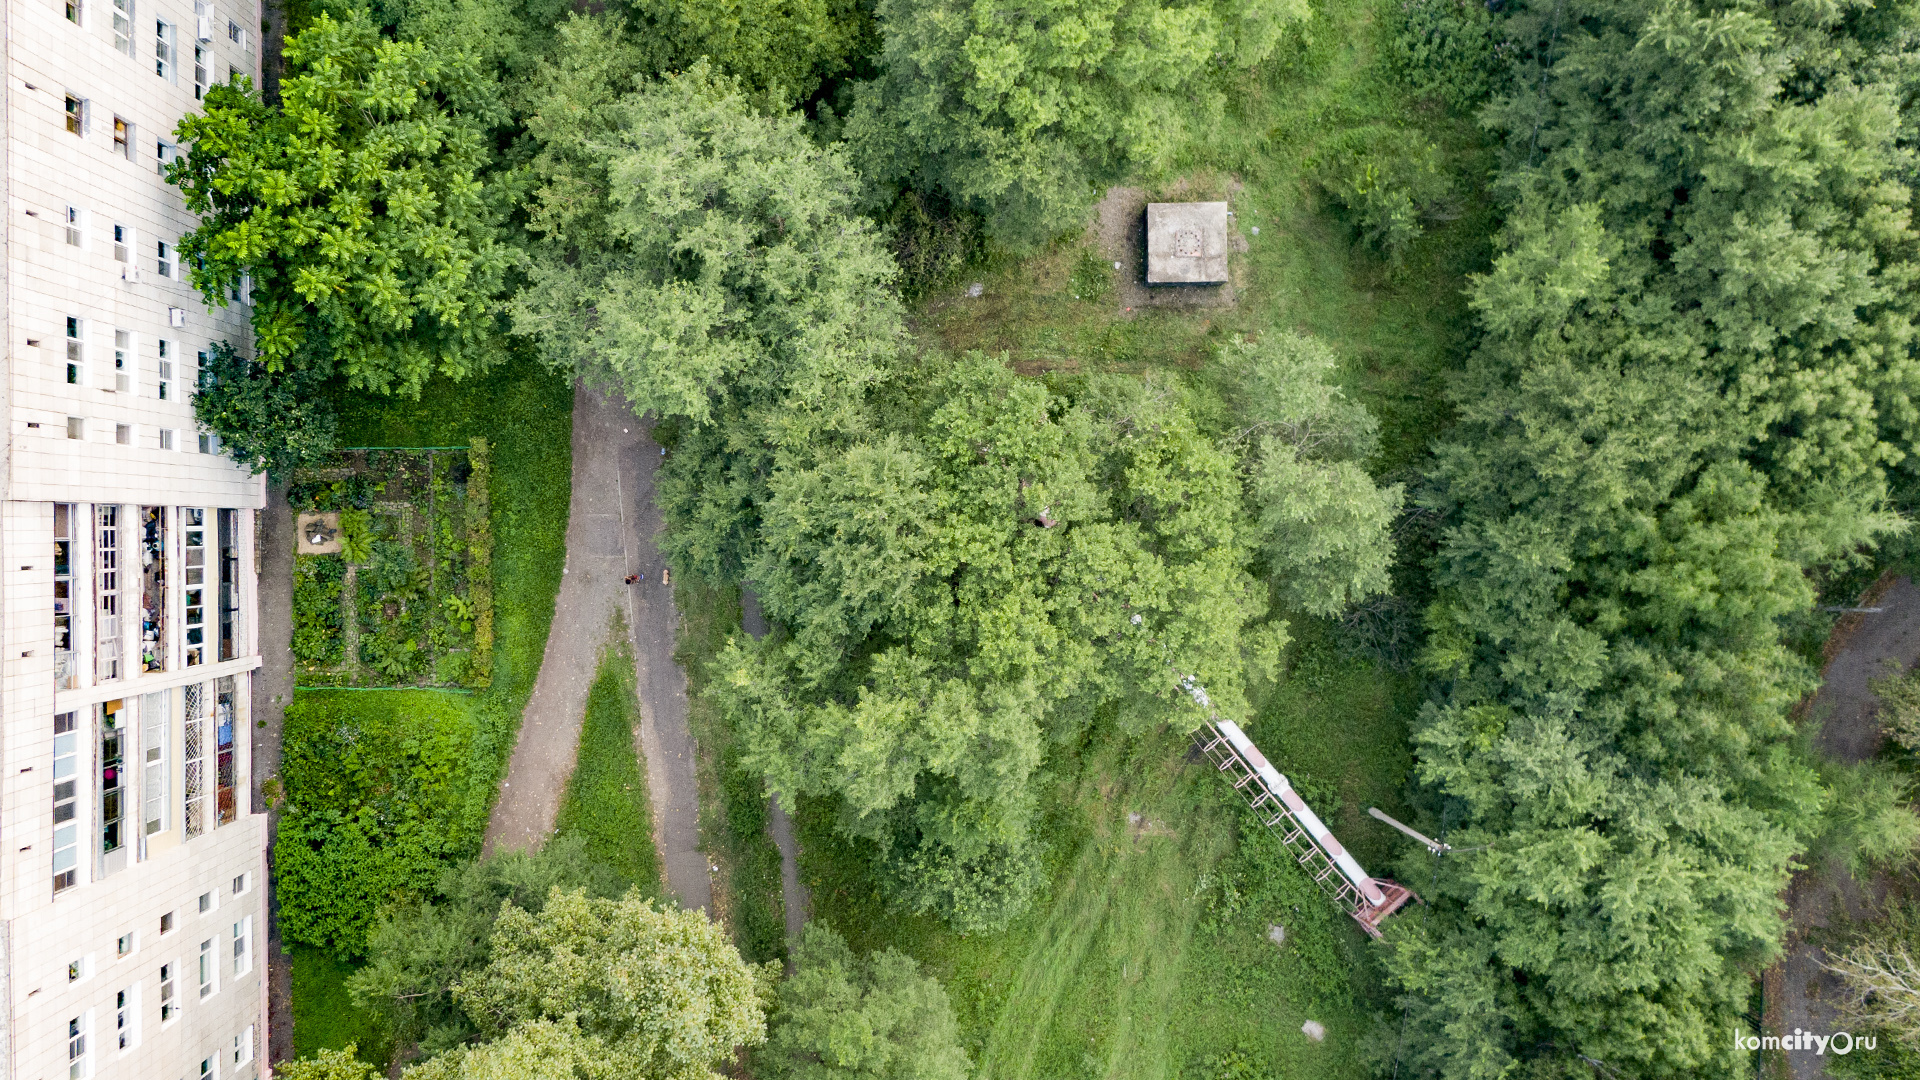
[276, 691, 478, 954]
[466, 437, 493, 688]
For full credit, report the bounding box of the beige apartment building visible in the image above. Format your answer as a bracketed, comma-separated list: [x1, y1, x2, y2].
[0, 0, 271, 1076]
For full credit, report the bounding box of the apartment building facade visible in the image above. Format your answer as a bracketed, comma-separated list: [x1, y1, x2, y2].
[1, 0, 270, 1076]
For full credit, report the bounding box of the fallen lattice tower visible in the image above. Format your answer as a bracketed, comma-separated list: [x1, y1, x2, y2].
[1192, 715, 1417, 938]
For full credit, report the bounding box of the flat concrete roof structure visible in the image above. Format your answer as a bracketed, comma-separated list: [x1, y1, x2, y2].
[1146, 202, 1230, 284]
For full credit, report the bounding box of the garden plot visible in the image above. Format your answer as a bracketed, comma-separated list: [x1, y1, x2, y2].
[289, 442, 494, 689]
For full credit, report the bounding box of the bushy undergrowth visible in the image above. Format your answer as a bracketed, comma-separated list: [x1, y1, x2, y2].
[277, 357, 571, 958]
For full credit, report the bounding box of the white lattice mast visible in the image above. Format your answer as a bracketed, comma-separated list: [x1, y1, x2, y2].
[1182, 680, 1417, 938]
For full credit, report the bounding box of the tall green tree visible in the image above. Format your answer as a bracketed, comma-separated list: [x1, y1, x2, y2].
[844, 0, 1308, 244]
[190, 340, 338, 478]
[171, 6, 512, 397]
[447, 889, 775, 1080]
[712, 357, 1281, 929]
[1223, 332, 1403, 616]
[518, 35, 904, 582]
[1386, 0, 1920, 1073]
[762, 924, 970, 1080]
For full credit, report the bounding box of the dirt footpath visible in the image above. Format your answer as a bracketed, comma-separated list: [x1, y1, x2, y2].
[484, 382, 710, 912]
[742, 588, 811, 944]
[1768, 576, 1920, 1078]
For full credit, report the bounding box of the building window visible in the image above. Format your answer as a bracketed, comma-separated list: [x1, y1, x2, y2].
[112, 224, 129, 264]
[65, 205, 82, 247]
[159, 428, 175, 451]
[155, 20, 174, 80]
[115, 424, 130, 445]
[52, 712, 79, 893]
[113, 329, 131, 392]
[157, 241, 171, 279]
[184, 685, 206, 836]
[199, 1055, 214, 1080]
[198, 431, 221, 455]
[111, 0, 131, 54]
[67, 1013, 88, 1079]
[67, 957, 88, 983]
[231, 873, 247, 896]
[66, 0, 81, 24]
[231, 272, 250, 306]
[230, 916, 250, 976]
[142, 696, 169, 826]
[55, 507, 77, 688]
[197, 938, 214, 998]
[159, 963, 177, 1022]
[140, 515, 167, 675]
[158, 340, 173, 399]
[215, 676, 236, 823]
[218, 515, 239, 663]
[114, 987, 136, 1050]
[67, 317, 84, 384]
[227, 19, 242, 45]
[198, 889, 214, 914]
[99, 699, 126, 855]
[194, 44, 207, 100]
[116, 933, 133, 958]
[155, 139, 174, 176]
[233, 1024, 254, 1066]
[65, 95, 84, 134]
[66, 417, 85, 441]
[112, 116, 130, 160]
[160, 911, 173, 935]
[185, 514, 206, 667]
[96, 507, 122, 682]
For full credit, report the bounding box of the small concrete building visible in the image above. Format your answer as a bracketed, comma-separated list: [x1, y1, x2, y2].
[1146, 202, 1230, 285]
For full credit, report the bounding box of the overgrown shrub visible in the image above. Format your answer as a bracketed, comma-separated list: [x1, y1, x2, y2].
[275, 691, 479, 956]
[1308, 126, 1456, 264]
[1387, 0, 1512, 114]
[884, 190, 982, 300]
[294, 556, 346, 665]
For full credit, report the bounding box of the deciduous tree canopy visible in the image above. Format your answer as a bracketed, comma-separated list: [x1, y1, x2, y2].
[171, 6, 512, 396]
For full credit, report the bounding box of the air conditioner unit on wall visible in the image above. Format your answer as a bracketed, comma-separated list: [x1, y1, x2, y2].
[168, 307, 186, 328]
[122, 265, 140, 283]
[197, 14, 213, 40]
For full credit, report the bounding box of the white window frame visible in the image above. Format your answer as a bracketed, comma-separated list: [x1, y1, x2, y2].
[159, 428, 175, 451]
[157, 240, 172, 279]
[158, 961, 178, 1024]
[233, 1024, 254, 1066]
[113, 984, 139, 1051]
[156, 139, 176, 177]
[112, 224, 130, 266]
[66, 317, 85, 386]
[155, 19, 175, 81]
[157, 339, 173, 400]
[65, 205, 84, 248]
[67, 1011, 91, 1079]
[230, 915, 250, 977]
[53, 711, 81, 893]
[112, 329, 133, 393]
[197, 937, 216, 999]
[111, 0, 132, 56]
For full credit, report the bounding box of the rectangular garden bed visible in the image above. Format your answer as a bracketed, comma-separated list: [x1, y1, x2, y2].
[290, 441, 494, 689]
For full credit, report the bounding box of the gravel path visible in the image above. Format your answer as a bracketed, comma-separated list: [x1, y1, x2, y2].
[742, 587, 811, 943]
[1767, 575, 1920, 1078]
[253, 482, 295, 1065]
[484, 382, 710, 911]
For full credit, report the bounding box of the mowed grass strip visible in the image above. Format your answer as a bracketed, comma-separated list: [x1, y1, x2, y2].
[555, 621, 662, 893]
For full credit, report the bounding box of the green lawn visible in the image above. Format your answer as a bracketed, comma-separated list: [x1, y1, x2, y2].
[555, 619, 663, 892]
[677, 579, 789, 964]
[289, 945, 391, 1066]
